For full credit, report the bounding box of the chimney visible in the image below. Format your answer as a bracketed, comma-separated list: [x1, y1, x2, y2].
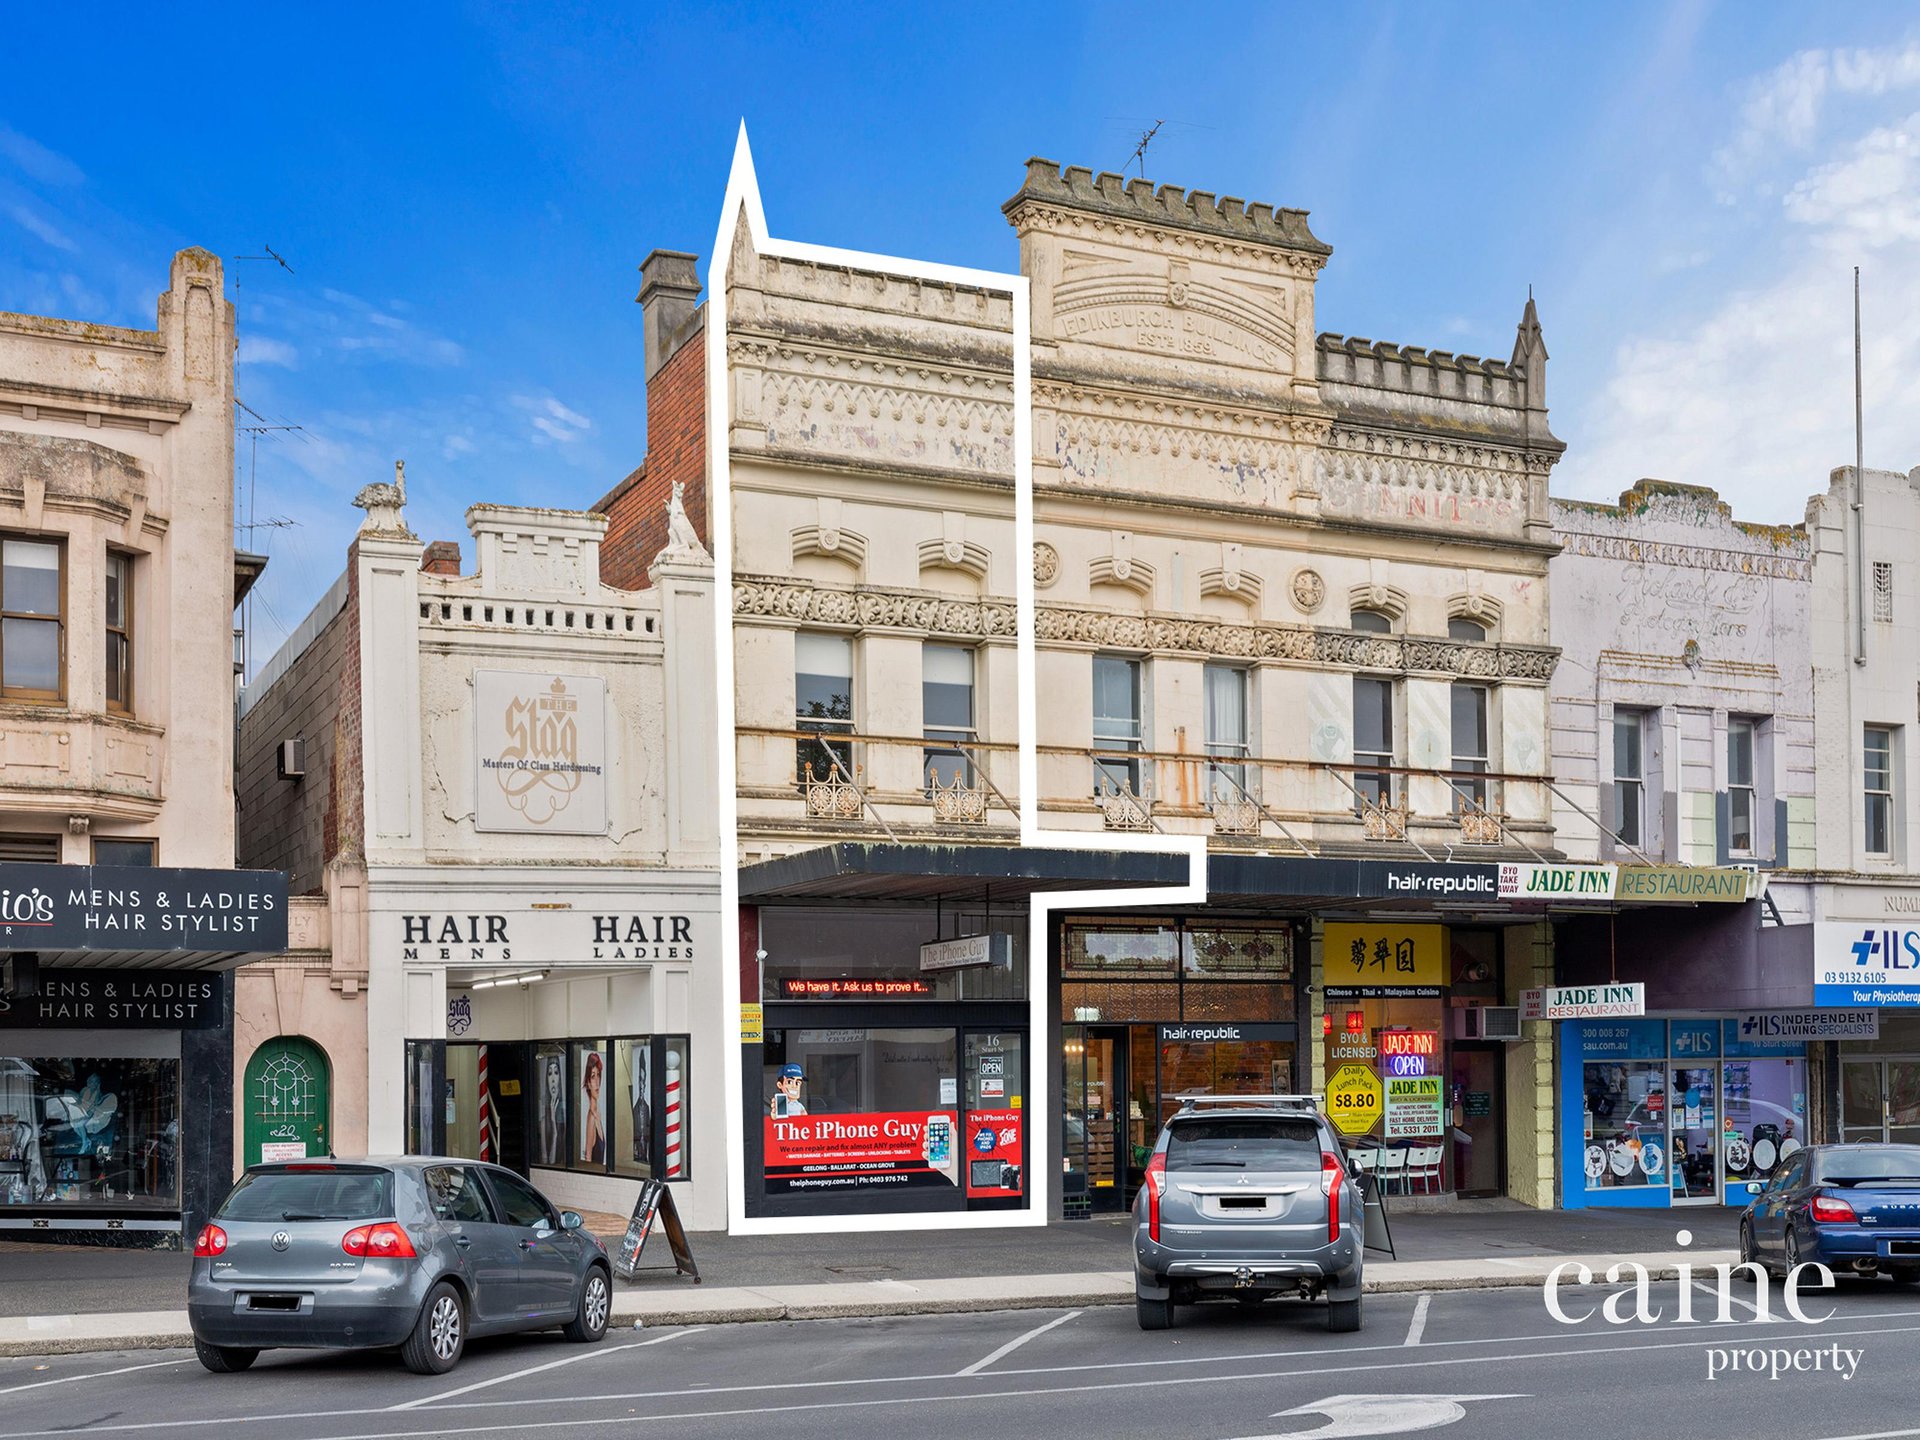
[420, 540, 461, 576]
[638, 250, 702, 383]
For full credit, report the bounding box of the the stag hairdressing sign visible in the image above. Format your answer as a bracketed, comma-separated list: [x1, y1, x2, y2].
[475, 671, 608, 835]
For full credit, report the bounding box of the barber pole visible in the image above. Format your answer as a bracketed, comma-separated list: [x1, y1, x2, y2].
[664, 1050, 683, 1178]
[477, 1044, 493, 1163]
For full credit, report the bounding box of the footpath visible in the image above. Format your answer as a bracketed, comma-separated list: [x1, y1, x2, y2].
[0, 1200, 1741, 1356]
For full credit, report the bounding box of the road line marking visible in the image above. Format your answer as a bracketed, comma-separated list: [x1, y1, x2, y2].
[0, 1359, 190, 1397]
[34, 1323, 1920, 1440]
[955, 1310, 1080, 1377]
[1691, 1279, 1762, 1318]
[10, 1310, 1920, 1437]
[1403, 1292, 1430, 1346]
[385, 1328, 706, 1411]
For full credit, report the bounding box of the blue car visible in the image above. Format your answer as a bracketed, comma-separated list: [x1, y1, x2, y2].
[1739, 1142, 1920, 1282]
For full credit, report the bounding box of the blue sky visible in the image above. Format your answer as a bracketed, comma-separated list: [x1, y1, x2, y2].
[7, 3, 1920, 659]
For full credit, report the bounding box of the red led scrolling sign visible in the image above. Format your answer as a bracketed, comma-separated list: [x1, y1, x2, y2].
[777, 978, 934, 999]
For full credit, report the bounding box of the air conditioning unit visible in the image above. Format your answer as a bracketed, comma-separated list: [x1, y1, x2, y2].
[1454, 1005, 1523, 1041]
[277, 738, 307, 780]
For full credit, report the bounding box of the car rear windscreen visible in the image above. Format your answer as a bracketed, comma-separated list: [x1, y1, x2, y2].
[1167, 1117, 1323, 1170]
[218, 1168, 393, 1221]
[1819, 1147, 1920, 1184]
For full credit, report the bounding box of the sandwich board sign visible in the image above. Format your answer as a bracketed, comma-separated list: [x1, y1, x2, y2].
[612, 1178, 700, 1284]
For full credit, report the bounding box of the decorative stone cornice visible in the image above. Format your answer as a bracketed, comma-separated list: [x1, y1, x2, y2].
[731, 576, 1557, 680]
[1036, 605, 1559, 682]
[732, 576, 1015, 640]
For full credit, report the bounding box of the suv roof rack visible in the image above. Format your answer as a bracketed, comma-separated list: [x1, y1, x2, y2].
[1172, 1093, 1323, 1114]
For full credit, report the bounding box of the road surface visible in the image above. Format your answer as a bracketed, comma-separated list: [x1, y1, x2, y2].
[0, 1274, 1909, 1439]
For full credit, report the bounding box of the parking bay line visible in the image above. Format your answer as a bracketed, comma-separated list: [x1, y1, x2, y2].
[955, 1310, 1081, 1377]
[57, 1319, 1920, 1440]
[386, 1328, 707, 1411]
[1403, 1293, 1430, 1346]
[0, 1358, 190, 1397]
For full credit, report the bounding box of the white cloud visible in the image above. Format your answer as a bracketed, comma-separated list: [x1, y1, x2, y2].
[512, 393, 592, 445]
[237, 336, 299, 368]
[0, 125, 84, 187]
[1714, 41, 1920, 186]
[1559, 68, 1920, 523]
[6, 203, 78, 253]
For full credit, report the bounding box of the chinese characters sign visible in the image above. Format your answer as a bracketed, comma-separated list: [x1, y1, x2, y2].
[1322, 923, 1444, 989]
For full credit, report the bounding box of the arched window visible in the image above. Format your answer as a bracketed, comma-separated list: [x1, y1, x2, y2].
[1448, 617, 1488, 642]
[1350, 610, 1393, 635]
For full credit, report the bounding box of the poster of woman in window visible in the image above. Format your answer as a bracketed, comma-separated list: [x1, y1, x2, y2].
[532, 1047, 567, 1168]
[579, 1048, 607, 1165]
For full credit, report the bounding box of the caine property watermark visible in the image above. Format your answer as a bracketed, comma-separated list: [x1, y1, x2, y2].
[1541, 1229, 1859, 1382]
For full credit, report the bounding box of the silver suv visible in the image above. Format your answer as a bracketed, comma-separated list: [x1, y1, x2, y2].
[1132, 1095, 1364, 1332]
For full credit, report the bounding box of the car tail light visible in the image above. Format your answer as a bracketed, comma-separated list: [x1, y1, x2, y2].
[1145, 1152, 1167, 1243]
[193, 1224, 228, 1258]
[342, 1222, 417, 1259]
[1810, 1193, 1857, 1225]
[1321, 1152, 1343, 1242]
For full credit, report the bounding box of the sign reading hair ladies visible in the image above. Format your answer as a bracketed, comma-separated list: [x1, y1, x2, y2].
[0, 865, 285, 951]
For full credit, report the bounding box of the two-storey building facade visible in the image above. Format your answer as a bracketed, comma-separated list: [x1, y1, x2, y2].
[235, 481, 724, 1228]
[0, 250, 286, 1244]
[688, 157, 1609, 1229]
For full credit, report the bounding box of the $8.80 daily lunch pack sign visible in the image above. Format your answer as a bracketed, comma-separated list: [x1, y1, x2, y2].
[0, 864, 285, 952]
[475, 670, 608, 836]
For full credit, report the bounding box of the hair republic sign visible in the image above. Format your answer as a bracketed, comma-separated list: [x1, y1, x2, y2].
[0, 865, 286, 952]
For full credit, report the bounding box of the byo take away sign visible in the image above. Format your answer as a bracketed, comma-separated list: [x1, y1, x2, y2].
[1327, 1063, 1383, 1137]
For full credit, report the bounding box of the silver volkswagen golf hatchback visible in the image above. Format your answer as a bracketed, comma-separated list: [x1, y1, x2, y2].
[187, 1158, 611, 1375]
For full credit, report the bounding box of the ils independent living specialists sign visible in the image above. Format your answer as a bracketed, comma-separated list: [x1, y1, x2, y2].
[1815, 923, 1920, 1006]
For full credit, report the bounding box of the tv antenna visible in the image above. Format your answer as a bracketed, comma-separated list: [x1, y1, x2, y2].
[1127, 120, 1165, 178]
[230, 244, 294, 291]
[235, 397, 306, 681]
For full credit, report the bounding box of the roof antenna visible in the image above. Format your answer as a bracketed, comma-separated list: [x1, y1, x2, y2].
[1127, 120, 1164, 178]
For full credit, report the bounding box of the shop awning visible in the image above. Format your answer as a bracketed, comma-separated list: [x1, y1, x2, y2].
[738, 842, 1189, 902]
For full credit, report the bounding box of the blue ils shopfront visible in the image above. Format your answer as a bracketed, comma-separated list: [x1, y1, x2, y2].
[1561, 1017, 1814, 1209]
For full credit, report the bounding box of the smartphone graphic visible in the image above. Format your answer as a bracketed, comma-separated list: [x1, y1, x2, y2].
[925, 1115, 952, 1167]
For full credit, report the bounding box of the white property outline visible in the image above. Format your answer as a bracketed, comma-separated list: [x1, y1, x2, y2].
[710, 125, 1206, 1235]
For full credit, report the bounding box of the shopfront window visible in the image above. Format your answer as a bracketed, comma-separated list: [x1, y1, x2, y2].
[490, 1036, 692, 1182]
[613, 1037, 655, 1178]
[1582, 1061, 1667, 1190]
[530, 1044, 568, 1168]
[761, 1027, 963, 1199]
[572, 1041, 609, 1168]
[760, 906, 1028, 1003]
[1062, 921, 1292, 1025]
[0, 1055, 179, 1209]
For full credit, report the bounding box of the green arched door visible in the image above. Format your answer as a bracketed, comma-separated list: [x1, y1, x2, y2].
[243, 1037, 332, 1168]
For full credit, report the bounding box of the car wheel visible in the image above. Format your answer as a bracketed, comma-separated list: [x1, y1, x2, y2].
[401, 1281, 466, 1375]
[192, 1339, 258, 1374]
[1784, 1226, 1805, 1274]
[1739, 1221, 1758, 1267]
[1327, 1295, 1363, 1334]
[1136, 1294, 1175, 1331]
[563, 1265, 612, 1342]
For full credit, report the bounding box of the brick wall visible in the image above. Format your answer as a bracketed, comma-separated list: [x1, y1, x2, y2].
[599, 317, 707, 589]
[236, 563, 360, 892]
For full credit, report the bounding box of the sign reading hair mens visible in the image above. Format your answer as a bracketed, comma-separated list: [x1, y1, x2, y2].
[474, 671, 608, 835]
